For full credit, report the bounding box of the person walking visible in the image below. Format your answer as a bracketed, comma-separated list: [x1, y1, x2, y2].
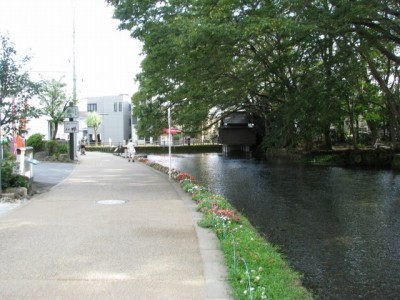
[80, 138, 86, 155]
[126, 139, 136, 162]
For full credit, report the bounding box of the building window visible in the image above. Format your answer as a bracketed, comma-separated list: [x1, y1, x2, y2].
[87, 103, 97, 112]
[114, 102, 117, 112]
[119, 102, 122, 112]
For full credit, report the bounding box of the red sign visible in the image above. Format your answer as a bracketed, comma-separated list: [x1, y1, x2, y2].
[163, 128, 181, 135]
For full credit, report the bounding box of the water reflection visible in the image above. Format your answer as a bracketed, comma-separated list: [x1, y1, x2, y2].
[149, 153, 400, 299]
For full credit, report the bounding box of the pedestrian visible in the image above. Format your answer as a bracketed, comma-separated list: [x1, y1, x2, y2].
[80, 138, 86, 155]
[126, 139, 136, 162]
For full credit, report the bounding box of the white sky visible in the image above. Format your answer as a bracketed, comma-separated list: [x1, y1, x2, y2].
[0, 0, 143, 99]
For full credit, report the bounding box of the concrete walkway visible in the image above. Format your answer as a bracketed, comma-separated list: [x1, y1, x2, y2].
[0, 152, 232, 299]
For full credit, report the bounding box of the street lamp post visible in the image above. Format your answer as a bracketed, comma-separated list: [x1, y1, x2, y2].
[168, 108, 171, 180]
[0, 110, 3, 195]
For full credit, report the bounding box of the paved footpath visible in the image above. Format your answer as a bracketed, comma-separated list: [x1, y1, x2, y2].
[0, 152, 232, 299]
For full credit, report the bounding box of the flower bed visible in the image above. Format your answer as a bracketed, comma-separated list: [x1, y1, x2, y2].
[139, 158, 313, 299]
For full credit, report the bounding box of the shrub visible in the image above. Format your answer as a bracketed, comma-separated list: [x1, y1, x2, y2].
[26, 133, 45, 154]
[1, 160, 15, 190]
[0, 160, 30, 190]
[45, 140, 58, 156]
[58, 143, 68, 154]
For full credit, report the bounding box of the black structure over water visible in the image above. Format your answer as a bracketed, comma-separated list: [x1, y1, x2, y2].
[219, 112, 256, 153]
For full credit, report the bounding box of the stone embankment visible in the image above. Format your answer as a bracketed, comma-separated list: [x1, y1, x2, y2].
[34, 151, 70, 162]
[0, 187, 28, 203]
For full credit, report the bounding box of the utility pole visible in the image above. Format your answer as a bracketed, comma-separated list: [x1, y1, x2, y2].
[69, 2, 77, 160]
[72, 5, 77, 104]
[0, 109, 3, 195]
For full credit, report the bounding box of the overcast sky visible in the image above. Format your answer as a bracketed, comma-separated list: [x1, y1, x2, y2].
[0, 0, 143, 99]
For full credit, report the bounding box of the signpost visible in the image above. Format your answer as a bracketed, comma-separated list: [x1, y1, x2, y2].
[64, 121, 79, 133]
[64, 106, 79, 118]
[65, 104, 79, 160]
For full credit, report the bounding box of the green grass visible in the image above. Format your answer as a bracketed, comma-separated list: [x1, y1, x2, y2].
[147, 164, 314, 300]
[304, 153, 341, 165]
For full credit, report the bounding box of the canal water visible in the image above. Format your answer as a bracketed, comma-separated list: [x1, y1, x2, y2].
[148, 153, 400, 300]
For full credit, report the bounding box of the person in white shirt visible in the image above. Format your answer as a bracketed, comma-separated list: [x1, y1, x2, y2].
[126, 139, 136, 162]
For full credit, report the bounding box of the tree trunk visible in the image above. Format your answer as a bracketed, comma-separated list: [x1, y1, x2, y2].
[51, 122, 59, 140]
[303, 137, 314, 151]
[366, 119, 379, 146]
[336, 122, 346, 143]
[361, 51, 400, 149]
[323, 125, 332, 150]
[94, 129, 98, 146]
[388, 110, 399, 150]
[345, 98, 358, 149]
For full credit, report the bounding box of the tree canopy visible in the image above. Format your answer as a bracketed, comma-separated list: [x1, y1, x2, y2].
[0, 34, 41, 141]
[38, 78, 71, 140]
[86, 111, 102, 146]
[107, 0, 400, 150]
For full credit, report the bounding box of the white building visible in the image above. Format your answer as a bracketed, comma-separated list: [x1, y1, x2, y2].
[26, 94, 137, 147]
[85, 94, 136, 146]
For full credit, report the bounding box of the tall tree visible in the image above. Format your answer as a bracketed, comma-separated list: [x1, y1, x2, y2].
[108, 0, 399, 150]
[0, 34, 41, 194]
[38, 78, 70, 140]
[0, 34, 41, 140]
[290, 0, 400, 147]
[132, 90, 165, 138]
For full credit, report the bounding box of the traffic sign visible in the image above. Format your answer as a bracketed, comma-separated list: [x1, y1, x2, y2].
[64, 121, 79, 133]
[64, 106, 79, 118]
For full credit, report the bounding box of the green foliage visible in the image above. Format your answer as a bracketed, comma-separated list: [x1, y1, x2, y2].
[0, 34, 42, 140]
[86, 111, 102, 146]
[86, 111, 102, 129]
[132, 91, 165, 138]
[0, 160, 29, 190]
[40, 140, 68, 157]
[45, 140, 58, 156]
[108, 0, 400, 150]
[38, 78, 70, 140]
[305, 154, 341, 165]
[26, 133, 45, 154]
[57, 143, 68, 154]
